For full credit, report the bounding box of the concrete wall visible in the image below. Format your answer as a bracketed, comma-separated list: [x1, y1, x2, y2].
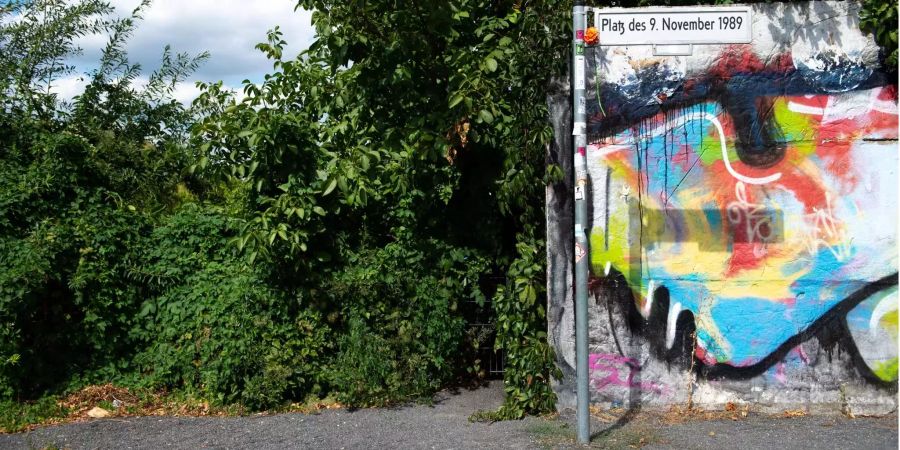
[547, 1, 898, 414]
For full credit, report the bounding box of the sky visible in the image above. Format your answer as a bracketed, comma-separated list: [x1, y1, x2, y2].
[55, 0, 316, 103]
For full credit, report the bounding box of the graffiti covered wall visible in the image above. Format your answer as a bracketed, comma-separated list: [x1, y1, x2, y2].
[547, 1, 898, 413]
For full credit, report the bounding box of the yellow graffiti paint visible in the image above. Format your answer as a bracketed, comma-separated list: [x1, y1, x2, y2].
[872, 357, 899, 382]
[880, 309, 898, 339]
[773, 98, 817, 161]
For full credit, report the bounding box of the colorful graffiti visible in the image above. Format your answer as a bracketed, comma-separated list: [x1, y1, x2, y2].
[548, 2, 898, 409]
[589, 353, 669, 396]
[588, 85, 898, 382]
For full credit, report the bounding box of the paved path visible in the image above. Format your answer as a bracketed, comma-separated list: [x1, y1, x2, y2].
[1, 382, 896, 449]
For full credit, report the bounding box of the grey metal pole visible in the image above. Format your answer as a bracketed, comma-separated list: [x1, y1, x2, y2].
[572, 0, 590, 445]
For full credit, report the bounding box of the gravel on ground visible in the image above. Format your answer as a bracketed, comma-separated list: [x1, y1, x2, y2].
[1, 382, 896, 449]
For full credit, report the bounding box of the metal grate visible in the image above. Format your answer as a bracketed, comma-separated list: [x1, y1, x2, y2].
[461, 276, 505, 378]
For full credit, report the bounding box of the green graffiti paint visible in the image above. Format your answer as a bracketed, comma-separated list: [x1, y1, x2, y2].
[772, 99, 817, 159]
[872, 358, 899, 381]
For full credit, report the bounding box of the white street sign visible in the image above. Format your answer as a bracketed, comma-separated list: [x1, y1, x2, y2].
[593, 6, 752, 46]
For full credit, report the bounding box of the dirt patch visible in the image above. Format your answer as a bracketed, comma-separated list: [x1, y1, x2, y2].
[4, 384, 350, 434]
[586, 403, 753, 427]
[660, 403, 752, 424]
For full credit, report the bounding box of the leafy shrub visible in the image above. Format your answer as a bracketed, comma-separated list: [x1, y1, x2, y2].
[861, 0, 899, 70]
[0, 0, 203, 399]
[0, 396, 68, 433]
[132, 205, 330, 410]
[0, 132, 156, 396]
[325, 240, 486, 406]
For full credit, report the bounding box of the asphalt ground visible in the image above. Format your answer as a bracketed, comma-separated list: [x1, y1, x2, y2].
[1, 382, 896, 449]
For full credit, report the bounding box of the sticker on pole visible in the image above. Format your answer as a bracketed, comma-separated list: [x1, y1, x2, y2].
[574, 55, 586, 89]
[574, 242, 587, 262]
[593, 6, 752, 46]
[574, 185, 585, 201]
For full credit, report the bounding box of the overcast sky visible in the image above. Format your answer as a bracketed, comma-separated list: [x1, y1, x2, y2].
[57, 0, 316, 103]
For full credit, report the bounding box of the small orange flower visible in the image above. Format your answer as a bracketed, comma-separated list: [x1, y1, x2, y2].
[584, 27, 599, 46]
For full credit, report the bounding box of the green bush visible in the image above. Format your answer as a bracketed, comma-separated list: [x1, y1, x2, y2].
[0, 129, 156, 396]
[325, 240, 486, 406]
[0, 396, 67, 433]
[132, 205, 331, 409]
[0, 0, 203, 399]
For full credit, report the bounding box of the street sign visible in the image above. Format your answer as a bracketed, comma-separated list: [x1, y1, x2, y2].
[592, 6, 752, 46]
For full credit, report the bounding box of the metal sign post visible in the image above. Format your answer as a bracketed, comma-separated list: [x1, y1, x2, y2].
[571, 0, 590, 444]
[568, 4, 753, 445]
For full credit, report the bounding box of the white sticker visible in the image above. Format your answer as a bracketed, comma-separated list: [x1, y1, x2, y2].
[575, 185, 585, 200]
[575, 242, 587, 262]
[573, 122, 586, 135]
[574, 55, 585, 89]
[577, 96, 586, 114]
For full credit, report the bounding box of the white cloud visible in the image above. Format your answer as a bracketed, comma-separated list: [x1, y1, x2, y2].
[50, 74, 90, 102]
[50, 73, 244, 106]
[71, 0, 315, 86]
[172, 81, 203, 105]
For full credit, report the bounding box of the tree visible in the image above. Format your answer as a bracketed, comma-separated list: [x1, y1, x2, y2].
[0, 0, 205, 398]
[195, 0, 575, 416]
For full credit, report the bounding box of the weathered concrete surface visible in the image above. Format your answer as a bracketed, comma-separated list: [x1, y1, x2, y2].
[548, 0, 898, 414]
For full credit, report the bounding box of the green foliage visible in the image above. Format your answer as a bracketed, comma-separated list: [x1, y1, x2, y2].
[131, 205, 331, 410]
[0, 396, 68, 433]
[861, 0, 899, 70]
[490, 239, 561, 419]
[284, 0, 570, 417]
[1, 0, 570, 418]
[0, 0, 205, 398]
[325, 239, 489, 406]
[0, 0, 112, 119]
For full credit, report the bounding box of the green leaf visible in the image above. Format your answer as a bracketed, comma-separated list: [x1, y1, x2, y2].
[449, 93, 464, 108]
[479, 109, 494, 124]
[323, 178, 338, 195]
[485, 57, 498, 72]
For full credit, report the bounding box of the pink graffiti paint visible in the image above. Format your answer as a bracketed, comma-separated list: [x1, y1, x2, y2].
[774, 362, 788, 384]
[589, 354, 669, 395]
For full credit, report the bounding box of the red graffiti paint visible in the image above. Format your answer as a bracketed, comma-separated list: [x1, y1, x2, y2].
[725, 243, 766, 276]
[707, 45, 766, 81]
